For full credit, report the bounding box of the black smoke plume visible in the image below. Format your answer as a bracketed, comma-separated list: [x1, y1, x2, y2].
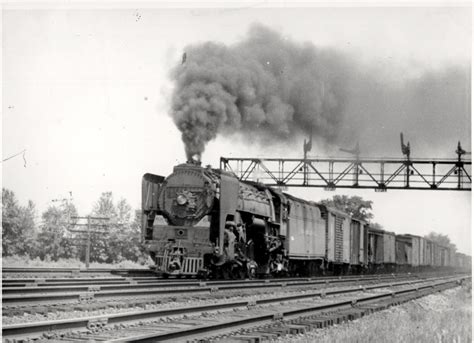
[170, 24, 352, 161]
[170, 24, 470, 160]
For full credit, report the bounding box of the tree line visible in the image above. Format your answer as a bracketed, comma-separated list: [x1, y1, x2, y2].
[2, 189, 457, 264]
[2, 188, 148, 264]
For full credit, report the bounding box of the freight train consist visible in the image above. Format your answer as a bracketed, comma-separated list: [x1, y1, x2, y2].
[142, 162, 471, 278]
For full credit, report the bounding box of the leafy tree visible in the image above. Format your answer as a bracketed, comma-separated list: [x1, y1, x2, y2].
[112, 199, 135, 262]
[320, 195, 374, 222]
[370, 222, 384, 230]
[84, 192, 145, 263]
[425, 232, 456, 251]
[128, 209, 149, 264]
[92, 192, 117, 218]
[109, 199, 146, 263]
[2, 188, 37, 256]
[36, 202, 78, 260]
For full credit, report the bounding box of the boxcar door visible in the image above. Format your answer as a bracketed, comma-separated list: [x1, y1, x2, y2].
[350, 220, 360, 265]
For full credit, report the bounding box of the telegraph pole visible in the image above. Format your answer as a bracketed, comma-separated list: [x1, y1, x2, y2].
[69, 216, 110, 269]
[85, 216, 91, 268]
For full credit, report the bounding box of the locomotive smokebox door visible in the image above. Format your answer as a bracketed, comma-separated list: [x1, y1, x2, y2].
[218, 173, 239, 254]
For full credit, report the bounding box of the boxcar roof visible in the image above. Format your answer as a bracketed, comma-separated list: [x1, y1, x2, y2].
[368, 226, 396, 236]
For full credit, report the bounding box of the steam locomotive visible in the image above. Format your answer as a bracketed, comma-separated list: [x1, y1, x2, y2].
[142, 161, 470, 278]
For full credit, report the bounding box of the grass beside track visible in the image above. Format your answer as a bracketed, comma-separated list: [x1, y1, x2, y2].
[275, 283, 472, 343]
[2, 255, 152, 269]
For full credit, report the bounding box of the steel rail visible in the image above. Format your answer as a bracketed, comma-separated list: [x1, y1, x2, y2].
[112, 276, 470, 342]
[1, 272, 415, 285]
[2, 274, 422, 302]
[2, 267, 153, 274]
[2, 273, 414, 292]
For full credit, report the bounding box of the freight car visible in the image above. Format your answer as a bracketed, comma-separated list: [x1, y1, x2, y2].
[142, 162, 468, 278]
[455, 252, 472, 270]
[367, 227, 396, 273]
[394, 234, 440, 272]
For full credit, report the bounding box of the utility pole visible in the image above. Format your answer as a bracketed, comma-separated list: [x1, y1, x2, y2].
[85, 216, 91, 268]
[68, 216, 110, 269]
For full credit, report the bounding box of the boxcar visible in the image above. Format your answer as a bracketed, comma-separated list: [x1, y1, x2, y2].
[440, 246, 449, 267]
[368, 227, 396, 272]
[419, 236, 427, 267]
[457, 253, 472, 270]
[455, 252, 462, 269]
[383, 231, 396, 266]
[395, 235, 411, 267]
[433, 242, 442, 268]
[425, 240, 434, 267]
[318, 205, 351, 273]
[349, 218, 368, 272]
[397, 234, 423, 268]
[368, 226, 383, 268]
[449, 248, 456, 268]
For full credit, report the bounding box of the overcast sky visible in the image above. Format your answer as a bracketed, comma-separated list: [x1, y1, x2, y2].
[2, 4, 472, 254]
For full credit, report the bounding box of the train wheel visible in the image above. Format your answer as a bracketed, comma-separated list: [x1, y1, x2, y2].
[248, 266, 256, 279]
[307, 261, 321, 277]
[221, 263, 232, 280]
[233, 265, 246, 279]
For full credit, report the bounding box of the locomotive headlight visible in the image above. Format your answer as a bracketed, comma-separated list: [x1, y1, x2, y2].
[176, 194, 187, 205]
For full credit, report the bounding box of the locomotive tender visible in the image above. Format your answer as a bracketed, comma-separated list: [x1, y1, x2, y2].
[142, 161, 469, 277]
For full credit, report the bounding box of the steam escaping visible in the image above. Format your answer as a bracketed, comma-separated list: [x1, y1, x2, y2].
[170, 24, 351, 161]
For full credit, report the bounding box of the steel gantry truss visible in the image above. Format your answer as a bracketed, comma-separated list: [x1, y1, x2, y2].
[220, 156, 472, 191]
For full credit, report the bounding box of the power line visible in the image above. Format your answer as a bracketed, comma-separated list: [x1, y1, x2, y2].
[67, 216, 110, 269]
[2, 149, 27, 167]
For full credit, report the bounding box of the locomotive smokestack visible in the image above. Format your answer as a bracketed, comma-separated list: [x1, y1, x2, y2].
[170, 24, 350, 159]
[186, 155, 202, 166]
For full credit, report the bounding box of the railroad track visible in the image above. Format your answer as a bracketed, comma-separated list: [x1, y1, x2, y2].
[2, 267, 156, 279]
[2, 273, 428, 309]
[2, 272, 461, 314]
[4, 269, 460, 291]
[2, 267, 457, 280]
[2, 274, 469, 342]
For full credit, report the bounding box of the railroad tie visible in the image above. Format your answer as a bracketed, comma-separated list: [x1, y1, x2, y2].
[335, 310, 357, 321]
[229, 335, 262, 343]
[250, 330, 280, 339]
[356, 306, 376, 314]
[295, 320, 320, 330]
[284, 324, 308, 334]
[305, 317, 332, 328]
